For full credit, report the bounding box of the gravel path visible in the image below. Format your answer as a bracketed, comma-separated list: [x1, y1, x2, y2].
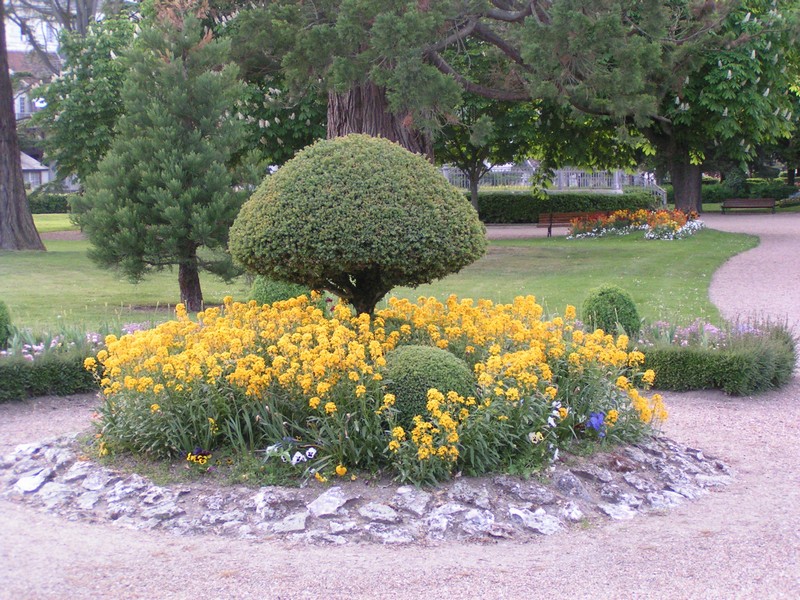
[3, 214, 800, 599]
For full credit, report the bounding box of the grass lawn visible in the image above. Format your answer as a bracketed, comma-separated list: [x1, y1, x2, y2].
[391, 229, 757, 325]
[1, 223, 756, 333]
[32, 213, 80, 232]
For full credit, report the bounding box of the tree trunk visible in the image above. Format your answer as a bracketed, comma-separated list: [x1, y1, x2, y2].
[178, 259, 203, 312]
[787, 168, 796, 187]
[327, 82, 433, 160]
[0, 2, 45, 251]
[670, 148, 703, 213]
[468, 172, 479, 211]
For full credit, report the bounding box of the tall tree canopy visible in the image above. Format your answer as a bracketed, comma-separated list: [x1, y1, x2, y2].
[228, 0, 799, 209]
[75, 0, 247, 310]
[32, 13, 135, 182]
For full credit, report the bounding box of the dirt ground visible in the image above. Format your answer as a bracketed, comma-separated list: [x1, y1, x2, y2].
[2, 213, 800, 599]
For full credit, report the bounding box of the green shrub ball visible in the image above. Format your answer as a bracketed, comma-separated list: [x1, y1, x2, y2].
[582, 285, 641, 336]
[383, 345, 476, 427]
[229, 134, 487, 315]
[250, 276, 309, 306]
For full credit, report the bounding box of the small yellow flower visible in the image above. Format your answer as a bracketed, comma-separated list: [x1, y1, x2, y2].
[150, 403, 160, 413]
[355, 385, 367, 397]
[309, 396, 321, 409]
[335, 464, 347, 477]
[642, 369, 656, 385]
[388, 440, 400, 452]
[83, 357, 97, 371]
[558, 406, 568, 420]
[97, 441, 108, 457]
[606, 409, 619, 425]
[315, 472, 328, 483]
[382, 393, 396, 406]
[324, 401, 337, 415]
[564, 305, 577, 320]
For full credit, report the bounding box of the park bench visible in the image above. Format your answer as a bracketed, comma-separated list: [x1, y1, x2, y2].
[537, 211, 609, 238]
[721, 198, 776, 214]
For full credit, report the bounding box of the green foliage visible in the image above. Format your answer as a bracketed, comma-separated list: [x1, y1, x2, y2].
[250, 276, 309, 305]
[32, 14, 135, 182]
[643, 330, 796, 396]
[75, 6, 248, 309]
[383, 345, 476, 427]
[27, 192, 74, 214]
[476, 190, 654, 224]
[229, 134, 487, 314]
[0, 352, 97, 402]
[0, 301, 11, 349]
[583, 285, 641, 336]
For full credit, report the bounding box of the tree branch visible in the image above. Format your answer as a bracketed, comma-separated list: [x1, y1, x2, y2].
[426, 51, 531, 101]
[425, 18, 478, 53]
[483, 1, 536, 23]
[473, 23, 530, 69]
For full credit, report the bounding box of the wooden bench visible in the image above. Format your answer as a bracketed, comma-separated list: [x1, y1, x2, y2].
[537, 211, 609, 237]
[721, 198, 776, 214]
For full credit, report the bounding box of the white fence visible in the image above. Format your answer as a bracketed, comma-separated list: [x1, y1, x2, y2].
[441, 166, 667, 206]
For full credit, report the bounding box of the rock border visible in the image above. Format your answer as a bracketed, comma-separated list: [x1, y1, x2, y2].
[0, 435, 733, 545]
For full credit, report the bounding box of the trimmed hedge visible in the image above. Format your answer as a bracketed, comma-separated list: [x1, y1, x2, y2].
[27, 192, 75, 214]
[583, 285, 641, 336]
[475, 190, 655, 223]
[664, 179, 797, 205]
[0, 301, 11, 349]
[643, 331, 796, 396]
[0, 352, 97, 402]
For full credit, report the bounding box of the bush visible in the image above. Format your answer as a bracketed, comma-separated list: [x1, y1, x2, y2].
[643, 333, 796, 396]
[664, 180, 797, 205]
[475, 190, 655, 223]
[642, 319, 796, 395]
[0, 301, 11, 349]
[251, 276, 309, 306]
[0, 352, 97, 402]
[383, 345, 476, 427]
[229, 134, 487, 315]
[27, 192, 74, 214]
[583, 285, 641, 336]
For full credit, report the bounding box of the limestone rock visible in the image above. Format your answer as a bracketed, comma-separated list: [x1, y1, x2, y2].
[358, 502, 401, 524]
[392, 486, 431, 516]
[308, 487, 351, 518]
[272, 511, 309, 534]
[508, 507, 561, 535]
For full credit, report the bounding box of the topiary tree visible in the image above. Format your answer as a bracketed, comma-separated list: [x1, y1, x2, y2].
[229, 134, 487, 315]
[582, 285, 641, 336]
[383, 345, 476, 428]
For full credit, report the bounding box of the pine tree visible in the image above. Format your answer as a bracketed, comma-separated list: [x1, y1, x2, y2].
[76, 0, 246, 310]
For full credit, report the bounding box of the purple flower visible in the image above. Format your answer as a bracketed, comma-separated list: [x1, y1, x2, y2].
[586, 412, 606, 438]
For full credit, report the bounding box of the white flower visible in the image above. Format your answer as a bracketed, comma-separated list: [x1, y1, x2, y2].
[305, 447, 317, 459]
[291, 452, 307, 465]
[547, 416, 557, 428]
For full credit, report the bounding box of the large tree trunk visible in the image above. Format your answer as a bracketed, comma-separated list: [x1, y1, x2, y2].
[178, 258, 203, 312]
[0, 2, 45, 251]
[327, 82, 433, 160]
[670, 148, 703, 213]
[787, 168, 796, 187]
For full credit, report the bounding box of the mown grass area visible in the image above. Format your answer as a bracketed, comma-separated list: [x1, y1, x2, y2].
[1, 222, 756, 333]
[32, 213, 80, 232]
[0, 239, 251, 331]
[392, 229, 757, 326]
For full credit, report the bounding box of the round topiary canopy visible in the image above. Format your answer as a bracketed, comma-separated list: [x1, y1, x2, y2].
[229, 134, 487, 314]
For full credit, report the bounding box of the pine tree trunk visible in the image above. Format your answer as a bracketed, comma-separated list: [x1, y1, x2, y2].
[327, 82, 433, 160]
[178, 258, 203, 312]
[670, 148, 703, 213]
[0, 2, 45, 251]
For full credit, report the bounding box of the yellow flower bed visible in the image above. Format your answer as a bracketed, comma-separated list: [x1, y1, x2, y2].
[90, 294, 665, 485]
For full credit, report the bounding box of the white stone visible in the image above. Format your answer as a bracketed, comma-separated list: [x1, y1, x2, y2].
[307, 487, 349, 518]
[598, 502, 637, 520]
[559, 502, 585, 523]
[271, 511, 309, 533]
[508, 507, 561, 535]
[393, 486, 431, 516]
[358, 502, 401, 524]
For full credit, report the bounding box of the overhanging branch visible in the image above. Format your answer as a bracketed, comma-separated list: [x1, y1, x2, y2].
[426, 51, 531, 101]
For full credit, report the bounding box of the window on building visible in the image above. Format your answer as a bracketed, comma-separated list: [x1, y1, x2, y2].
[18, 96, 27, 115]
[23, 171, 42, 189]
